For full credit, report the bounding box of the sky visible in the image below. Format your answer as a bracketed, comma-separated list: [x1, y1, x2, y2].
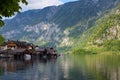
[60, 0, 77, 3]
[4, 0, 77, 19]
[20, 0, 78, 11]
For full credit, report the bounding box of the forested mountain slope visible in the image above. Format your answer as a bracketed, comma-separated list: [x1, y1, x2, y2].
[0, 0, 120, 53]
[71, 4, 120, 54]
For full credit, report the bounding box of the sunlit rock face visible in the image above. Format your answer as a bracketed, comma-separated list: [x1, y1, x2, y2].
[3, 22, 63, 46]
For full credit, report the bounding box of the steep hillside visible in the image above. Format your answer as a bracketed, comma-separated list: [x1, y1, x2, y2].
[71, 4, 120, 54]
[52, 0, 119, 28]
[0, 0, 120, 50]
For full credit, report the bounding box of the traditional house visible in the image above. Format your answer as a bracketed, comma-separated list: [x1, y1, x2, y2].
[7, 41, 17, 49]
[48, 47, 56, 54]
[1, 40, 34, 50]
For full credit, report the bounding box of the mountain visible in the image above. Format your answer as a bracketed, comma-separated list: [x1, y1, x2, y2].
[88, 5, 120, 52]
[0, 0, 120, 51]
[71, 4, 120, 54]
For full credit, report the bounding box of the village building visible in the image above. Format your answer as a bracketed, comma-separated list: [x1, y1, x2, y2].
[0, 40, 58, 59]
[1, 40, 34, 50]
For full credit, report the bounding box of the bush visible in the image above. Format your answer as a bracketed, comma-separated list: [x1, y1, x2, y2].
[104, 40, 120, 51]
[72, 48, 97, 54]
[0, 35, 4, 45]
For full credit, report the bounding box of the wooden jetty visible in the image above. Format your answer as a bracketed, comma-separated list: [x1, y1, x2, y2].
[0, 40, 58, 59]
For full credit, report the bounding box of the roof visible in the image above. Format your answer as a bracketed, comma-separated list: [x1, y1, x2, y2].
[2, 40, 35, 48]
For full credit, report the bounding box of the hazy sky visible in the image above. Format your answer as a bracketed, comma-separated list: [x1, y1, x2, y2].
[21, 0, 78, 11]
[60, 0, 77, 3]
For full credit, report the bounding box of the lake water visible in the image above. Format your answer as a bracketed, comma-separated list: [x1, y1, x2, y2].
[0, 54, 120, 80]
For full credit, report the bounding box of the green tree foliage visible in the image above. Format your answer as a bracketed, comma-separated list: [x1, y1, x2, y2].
[71, 4, 120, 54]
[0, 35, 4, 45]
[0, 0, 28, 26]
[104, 40, 120, 51]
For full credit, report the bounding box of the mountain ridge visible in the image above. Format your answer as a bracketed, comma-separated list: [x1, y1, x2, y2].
[0, 0, 120, 52]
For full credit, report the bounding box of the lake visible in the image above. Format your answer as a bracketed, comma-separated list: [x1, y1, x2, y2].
[0, 54, 120, 80]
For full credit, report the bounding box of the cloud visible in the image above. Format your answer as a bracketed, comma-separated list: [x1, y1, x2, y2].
[20, 0, 63, 11]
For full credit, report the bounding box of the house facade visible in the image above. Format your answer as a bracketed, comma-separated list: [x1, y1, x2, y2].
[1, 40, 34, 50]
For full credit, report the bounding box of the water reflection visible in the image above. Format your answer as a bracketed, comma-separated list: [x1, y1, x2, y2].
[61, 55, 120, 80]
[0, 55, 120, 80]
[0, 57, 62, 80]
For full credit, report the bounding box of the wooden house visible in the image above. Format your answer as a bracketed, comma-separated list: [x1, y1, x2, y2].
[7, 41, 17, 48]
[1, 40, 34, 50]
